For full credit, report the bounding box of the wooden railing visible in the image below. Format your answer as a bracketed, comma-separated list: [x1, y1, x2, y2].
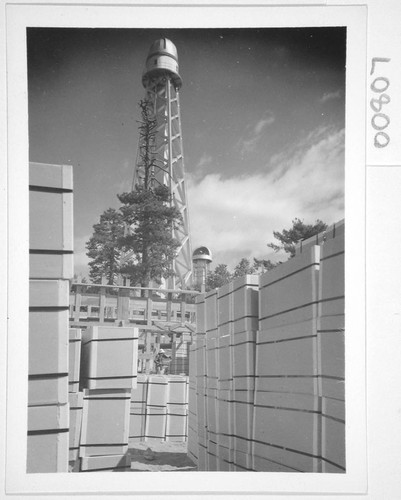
[69, 282, 198, 330]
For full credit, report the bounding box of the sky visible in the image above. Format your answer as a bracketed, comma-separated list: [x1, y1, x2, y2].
[27, 27, 346, 278]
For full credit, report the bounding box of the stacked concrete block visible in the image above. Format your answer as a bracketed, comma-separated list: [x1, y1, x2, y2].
[195, 335, 207, 470]
[69, 328, 82, 392]
[29, 162, 74, 280]
[28, 280, 70, 473]
[145, 375, 168, 441]
[27, 403, 69, 473]
[166, 375, 188, 441]
[79, 389, 131, 470]
[28, 163, 74, 473]
[68, 392, 83, 471]
[80, 326, 138, 390]
[129, 374, 148, 444]
[187, 342, 198, 465]
[254, 246, 321, 472]
[317, 229, 345, 472]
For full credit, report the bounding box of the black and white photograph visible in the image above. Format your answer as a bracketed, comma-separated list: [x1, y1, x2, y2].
[27, 26, 346, 474]
[7, 0, 401, 497]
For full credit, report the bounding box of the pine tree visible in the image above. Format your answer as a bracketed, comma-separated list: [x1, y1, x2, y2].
[118, 185, 182, 287]
[86, 208, 124, 284]
[268, 218, 328, 258]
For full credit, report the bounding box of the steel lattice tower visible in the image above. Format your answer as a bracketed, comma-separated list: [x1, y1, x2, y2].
[132, 38, 192, 289]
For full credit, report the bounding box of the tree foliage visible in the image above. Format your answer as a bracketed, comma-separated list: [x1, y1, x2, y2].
[117, 185, 182, 287]
[206, 264, 232, 290]
[86, 208, 124, 284]
[267, 218, 328, 258]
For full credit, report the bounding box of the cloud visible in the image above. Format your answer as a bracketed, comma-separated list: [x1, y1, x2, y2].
[319, 90, 342, 103]
[236, 110, 275, 156]
[188, 126, 344, 269]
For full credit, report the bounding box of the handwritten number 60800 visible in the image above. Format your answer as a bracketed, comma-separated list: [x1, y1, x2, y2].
[370, 58, 391, 148]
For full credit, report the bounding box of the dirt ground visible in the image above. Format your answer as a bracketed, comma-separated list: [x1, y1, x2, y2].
[129, 441, 197, 472]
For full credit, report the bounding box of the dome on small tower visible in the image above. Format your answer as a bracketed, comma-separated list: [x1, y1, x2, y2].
[192, 246, 213, 263]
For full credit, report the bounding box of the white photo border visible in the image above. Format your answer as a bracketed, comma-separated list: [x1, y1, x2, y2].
[4, 1, 367, 496]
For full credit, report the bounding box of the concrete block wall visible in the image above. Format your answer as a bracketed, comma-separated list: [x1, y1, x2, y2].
[190, 227, 345, 472]
[27, 162, 73, 473]
[128, 374, 189, 445]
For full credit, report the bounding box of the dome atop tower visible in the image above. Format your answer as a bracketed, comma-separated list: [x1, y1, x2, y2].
[192, 246, 213, 262]
[142, 38, 182, 89]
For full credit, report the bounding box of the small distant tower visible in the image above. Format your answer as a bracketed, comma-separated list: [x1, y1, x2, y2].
[192, 247, 213, 292]
[132, 38, 192, 289]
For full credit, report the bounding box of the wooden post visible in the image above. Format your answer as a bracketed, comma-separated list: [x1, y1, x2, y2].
[99, 276, 106, 323]
[166, 292, 172, 322]
[180, 295, 187, 325]
[146, 290, 153, 326]
[145, 330, 152, 375]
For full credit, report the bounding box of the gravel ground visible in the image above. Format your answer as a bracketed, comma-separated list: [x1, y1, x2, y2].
[129, 441, 197, 472]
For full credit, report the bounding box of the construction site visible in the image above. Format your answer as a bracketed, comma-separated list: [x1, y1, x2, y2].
[27, 37, 345, 474]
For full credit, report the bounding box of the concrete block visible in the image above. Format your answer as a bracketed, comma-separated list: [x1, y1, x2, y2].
[233, 390, 254, 454]
[255, 375, 317, 396]
[232, 275, 259, 334]
[28, 403, 69, 432]
[217, 391, 233, 449]
[321, 397, 346, 472]
[205, 289, 218, 332]
[259, 246, 320, 330]
[145, 405, 167, 440]
[28, 374, 68, 406]
[29, 252, 74, 280]
[233, 450, 253, 471]
[217, 444, 234, 471]
[166, 404, 188, 441]
[197, 443, 207, 471]
[217, 334, 232, 390]
[253, 396, 320, 460]
[27, 431, 69, 473]
[81, 326, 138, 390]
[257, 319, 318, 343]
[80, 389, 131, 457]
[195, 336, 206, 378]
[69, 328, 81, 392]
[195, 293, 206, 333]
[188, 385, 197, 415]
[131, 374, 148, 404]
[29, 279, 70, 307]
[167, 375, 188, 404]
[29, 162, 73, 190]
[318, 330, 345, 386]
[206, 439, 218, 471]
[232, 330, 256, 391]
[80, 453, 131, 472]
[206, 388, 218, 435]
[217, 282, 233, 330]
[254, 336, 317, 377]
[206, 337, 218, 390]
[146, 375, 168, 406]
[318, 235, 344, 319]
[30, 190, 73, 252]
[129, 405, 147, 443]
[29, 310, 69, 376]
[253, 450, 306, 472]
[69, 392, 83, 463]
